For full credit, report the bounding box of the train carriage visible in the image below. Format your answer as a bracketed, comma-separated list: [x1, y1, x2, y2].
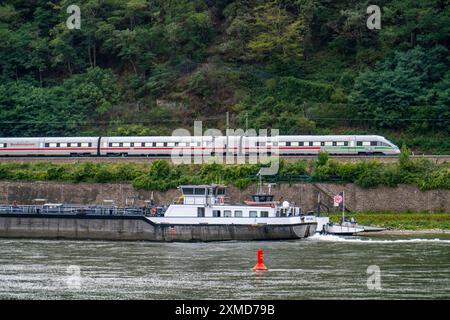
[0, 137, 99, 156]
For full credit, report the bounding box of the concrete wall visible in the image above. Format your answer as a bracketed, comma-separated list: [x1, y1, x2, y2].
[0, 180, 449, 212]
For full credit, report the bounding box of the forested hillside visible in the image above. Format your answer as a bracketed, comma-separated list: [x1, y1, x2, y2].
[0, 0, 449, 153]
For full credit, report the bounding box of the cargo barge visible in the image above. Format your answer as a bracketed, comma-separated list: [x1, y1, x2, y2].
[0, 184, 317, 242]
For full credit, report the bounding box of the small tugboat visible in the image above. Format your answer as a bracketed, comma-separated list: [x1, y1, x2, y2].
[322, 219, 365, 236]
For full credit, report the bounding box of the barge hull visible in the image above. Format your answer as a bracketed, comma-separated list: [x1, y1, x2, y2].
[0, 214, 316, 241]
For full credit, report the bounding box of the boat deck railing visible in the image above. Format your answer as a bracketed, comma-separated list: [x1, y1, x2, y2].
[0, 204, 151, 216]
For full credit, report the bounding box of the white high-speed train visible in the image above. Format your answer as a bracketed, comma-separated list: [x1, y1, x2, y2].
[0, 135, 400, 156]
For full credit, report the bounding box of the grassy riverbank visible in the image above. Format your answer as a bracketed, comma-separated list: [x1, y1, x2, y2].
[327, 212, 450, 231]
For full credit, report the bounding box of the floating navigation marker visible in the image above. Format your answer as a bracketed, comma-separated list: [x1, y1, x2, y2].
[252, 248, 268, 271]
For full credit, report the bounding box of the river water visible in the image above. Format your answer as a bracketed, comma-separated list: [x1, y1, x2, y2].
[0, 234, 449, 299]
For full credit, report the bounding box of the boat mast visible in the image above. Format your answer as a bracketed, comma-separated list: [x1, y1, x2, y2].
[257, 169, 263, 194]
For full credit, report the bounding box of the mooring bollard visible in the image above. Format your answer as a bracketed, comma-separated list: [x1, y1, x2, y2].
[252, 248, 268, 271]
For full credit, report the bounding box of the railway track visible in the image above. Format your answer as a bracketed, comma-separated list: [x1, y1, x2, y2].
[0, 155, 448, 164]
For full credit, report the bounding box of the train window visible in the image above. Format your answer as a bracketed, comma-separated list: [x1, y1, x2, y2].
[261, 211, 269, 218]
[44, 143, 49, 147]
[292, 142, 299, 146]
[130, 143, 135, 147]
[234, 210, 243, 218]
[370, 141, 378, 146]
[356, 141, 363, 146]
[286, 142, 291, 147]
[0, 143, 6, 148]
[272, 142, 278, 147]
[320, 142, 325, 146]
[344, 142, 349, 146]
[224, 210, 232, 217]
[163, 142, 168, 147]
[308, 142, 313, 146]
[332, 142, 337, 146]
[89, 143, 92, 147]
[257, 142, 266, 147]
[299, 142, 304, 146]
[81, 143, 89, 147]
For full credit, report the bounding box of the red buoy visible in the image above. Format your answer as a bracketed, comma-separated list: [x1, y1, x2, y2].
[252, 248, 268, 271]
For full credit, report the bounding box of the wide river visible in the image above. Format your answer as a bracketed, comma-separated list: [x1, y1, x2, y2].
[0, 234, 449, 299]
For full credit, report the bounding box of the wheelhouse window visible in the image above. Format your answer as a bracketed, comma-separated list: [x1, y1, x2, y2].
[224, 210, 232, 217]
[194, 188, 206, 195]
[212, 210, 221, 217]
[249, 211, 257, 218]
[182, 188, 194, 195]
[261, 211, 269, 218]
[217, 188, 225, 196]
[234, 210, 243, 218]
